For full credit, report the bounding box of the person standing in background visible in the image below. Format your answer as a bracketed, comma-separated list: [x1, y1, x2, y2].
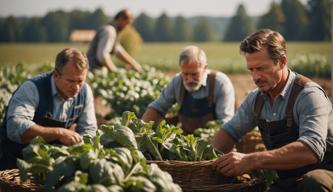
[87, 9, 142, 72]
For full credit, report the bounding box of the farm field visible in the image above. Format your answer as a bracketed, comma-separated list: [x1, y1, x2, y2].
[0, 42, 331, 106]
[0, 42, 330, 73]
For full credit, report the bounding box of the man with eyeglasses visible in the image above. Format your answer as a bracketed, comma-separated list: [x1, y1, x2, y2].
[0, 48, 97, 170]
[142, 45, 235, 134]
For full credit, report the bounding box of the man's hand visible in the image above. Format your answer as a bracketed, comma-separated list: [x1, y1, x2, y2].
[57, 128, 82, 146]
[22, 124, 82, 145]
[213, 152, 254, 177]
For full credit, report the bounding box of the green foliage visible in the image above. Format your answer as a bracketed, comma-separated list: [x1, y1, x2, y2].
[257, 1, 285, 33]
[0, 42, 330, 76]
[118, 25, 143, 55]
[307, 0, 331, 41]
[23, 17, 48, 42]
[42, 10, 70, 42]
[108, 111, 221, 161]
[0, 64, 30, 126]
[18, 134, 181, 191]
[173, 15, 192, 42]
[133, 13, 155, 42]
[281, 0, 308, 40]
[88, 66, 169, 118]
[155, 12, 173, 42]
[193, 18, 214, 42]
[0, 16, 21, 42]
[289, 54, 330, 78]
[86, 8, 109, 30]
[194, 120, 221, 141]
[224, 4, 255, 42]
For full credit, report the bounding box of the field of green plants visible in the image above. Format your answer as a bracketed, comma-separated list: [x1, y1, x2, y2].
[0, 42, 330, 190]
[0, 42, 330, 75]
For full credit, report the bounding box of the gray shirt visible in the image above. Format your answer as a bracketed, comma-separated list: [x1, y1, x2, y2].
[149, 70, 235, 124]
[222, 70, 333, 161]
[95, 25, 124, 64]
[6, 77, 97, 143]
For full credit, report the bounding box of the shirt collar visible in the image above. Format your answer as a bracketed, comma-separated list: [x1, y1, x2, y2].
[258, 69, 296, 99]
[279, 69, 296, 99]
[51, 76, 58, 97]
[201, 69, 209, 87]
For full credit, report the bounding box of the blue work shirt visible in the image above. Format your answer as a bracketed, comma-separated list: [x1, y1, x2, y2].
[5, 76, 97, 143]
[149, 70, 235, 124]
[223, 70, 333, 162]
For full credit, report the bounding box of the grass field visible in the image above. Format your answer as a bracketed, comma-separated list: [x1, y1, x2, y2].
[0, 42, 330, 73]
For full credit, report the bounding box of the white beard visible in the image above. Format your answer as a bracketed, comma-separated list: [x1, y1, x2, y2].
[183, 81, 201, 92]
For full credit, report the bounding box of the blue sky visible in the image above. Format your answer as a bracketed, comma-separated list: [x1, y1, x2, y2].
[0, 0, 301, 18]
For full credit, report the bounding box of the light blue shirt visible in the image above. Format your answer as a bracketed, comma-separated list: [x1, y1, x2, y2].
[222, 70, 333, 161]
[149, 70, 235, 124]
[6, 76, 97, 143]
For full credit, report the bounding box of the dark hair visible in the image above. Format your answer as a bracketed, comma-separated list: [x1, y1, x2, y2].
[114, 9, 133, 21]
[240, 29, 286, 64]
[55, 48, 88, 72]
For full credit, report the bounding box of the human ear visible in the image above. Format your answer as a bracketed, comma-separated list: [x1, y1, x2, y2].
[279, 56, 287, 68]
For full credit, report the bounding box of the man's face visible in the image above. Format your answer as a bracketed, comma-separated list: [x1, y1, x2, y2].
[53, 61, 87, 100]
[117, 17, 132, 31]
[246, 48, 285, 93]
[180, 62, 206, 92]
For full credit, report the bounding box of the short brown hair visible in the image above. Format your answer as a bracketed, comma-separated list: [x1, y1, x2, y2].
[55, 48, 88, 72]
[240, 29, 286, 64]
[114, 9, 133, 21]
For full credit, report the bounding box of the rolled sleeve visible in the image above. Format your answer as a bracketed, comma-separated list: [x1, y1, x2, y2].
[148, 76, 179, 116]
[296, 85, 331, 162]
[76, 84, 97, 137]
[215, 73, 235, 124]
[6, 81, 39, 143]
[222, 90, 257, 141]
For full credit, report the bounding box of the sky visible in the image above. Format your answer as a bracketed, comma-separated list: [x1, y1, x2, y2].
[0, 0, 291, 18]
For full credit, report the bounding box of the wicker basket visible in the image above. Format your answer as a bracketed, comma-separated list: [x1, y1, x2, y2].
[236, 130, 266, 154]
[0, 169, 43, 192]
[148, 160, 265, 192]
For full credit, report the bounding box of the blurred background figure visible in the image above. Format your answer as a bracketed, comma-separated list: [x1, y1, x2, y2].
[87, 8, 142, 72]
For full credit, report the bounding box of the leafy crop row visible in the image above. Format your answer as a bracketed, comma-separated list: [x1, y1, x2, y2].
[18, 133, 181, 192]
[0, 64, 30, 125]
[88, 66, 169, 118]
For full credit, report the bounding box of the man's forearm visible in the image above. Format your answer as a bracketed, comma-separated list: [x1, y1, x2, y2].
[102, 59, 118, 72]
[142, 107, 164, 126]
[116, 51, 141, 71]
[21, 124, 62, 144]
[211, 129, 236, 153]
[21, 124, 82, 146]
[248, 141, 319, 170]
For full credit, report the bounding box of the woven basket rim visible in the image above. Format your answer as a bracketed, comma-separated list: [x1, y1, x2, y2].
[147, 159, 265, 191]
[0, 169, 43, 191]
[148, 159, 215, 165]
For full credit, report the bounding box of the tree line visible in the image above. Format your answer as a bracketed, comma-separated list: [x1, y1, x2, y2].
[0, 0, 330, 42]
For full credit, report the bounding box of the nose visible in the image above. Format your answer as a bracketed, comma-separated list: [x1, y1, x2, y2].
[184, 74, 194, 82]
[71, 82, 82, 91]
[251, 71, 261, 82]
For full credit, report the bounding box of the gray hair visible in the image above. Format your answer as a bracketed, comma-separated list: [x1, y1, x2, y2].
[179, 45, 207, 66]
